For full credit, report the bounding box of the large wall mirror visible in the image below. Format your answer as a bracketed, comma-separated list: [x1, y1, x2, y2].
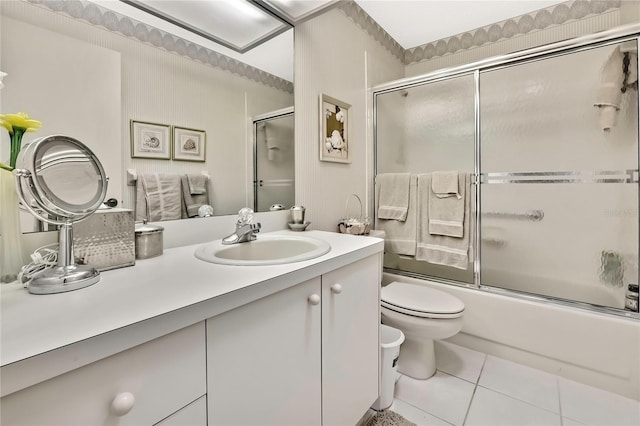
[0, 0, 295, 233]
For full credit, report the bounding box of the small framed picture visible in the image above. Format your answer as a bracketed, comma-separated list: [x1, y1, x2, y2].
[130, 120, 171, 160]
[320, 93, 351, 163]
[173, 126, 206, 162]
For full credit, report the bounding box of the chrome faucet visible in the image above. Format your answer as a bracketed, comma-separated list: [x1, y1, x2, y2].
[222, 208, 261, 245]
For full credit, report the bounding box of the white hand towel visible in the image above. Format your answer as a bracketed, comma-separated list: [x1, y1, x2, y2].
[431, 171, 461, 199]
[375, 174, 417, 256]
[376, 173, 411, 221]
[181, 175, 210, 218]
[429, 171, 465, 237]
[416, 173, 471, 270]
[135, 173, 183, 222]
[187, 174, 207, 195]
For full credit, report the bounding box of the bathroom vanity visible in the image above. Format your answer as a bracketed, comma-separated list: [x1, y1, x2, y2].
[0, 230, 383, 425]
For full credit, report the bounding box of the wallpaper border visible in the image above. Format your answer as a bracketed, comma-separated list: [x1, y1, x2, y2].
[337, 0, 621, 66]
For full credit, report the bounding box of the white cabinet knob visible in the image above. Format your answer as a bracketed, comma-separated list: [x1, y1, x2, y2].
[111, 392, 135, 416]
[331, 284, 343, 294]
[308, 293, 320, 305]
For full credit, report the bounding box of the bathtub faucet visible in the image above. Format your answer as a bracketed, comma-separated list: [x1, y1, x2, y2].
[222, 208, 261, 244]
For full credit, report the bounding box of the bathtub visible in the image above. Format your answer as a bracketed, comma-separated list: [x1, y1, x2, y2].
[382, 272, 640, 401]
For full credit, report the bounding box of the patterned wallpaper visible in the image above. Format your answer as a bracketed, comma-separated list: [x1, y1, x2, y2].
[24, 0, 294, 93]
[338, 0, 621, 66]
[336, 1, 405, 62]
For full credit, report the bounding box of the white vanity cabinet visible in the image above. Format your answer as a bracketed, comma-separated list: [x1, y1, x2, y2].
[0, 322, 207, 426]
[1, 232, 384, 426]
[206, 254, 381, 426]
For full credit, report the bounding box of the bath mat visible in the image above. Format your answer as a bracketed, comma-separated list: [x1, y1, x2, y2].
[364, 410, 417, 426]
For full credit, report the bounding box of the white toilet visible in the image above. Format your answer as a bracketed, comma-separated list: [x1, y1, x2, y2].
[381, 281, 465, 379]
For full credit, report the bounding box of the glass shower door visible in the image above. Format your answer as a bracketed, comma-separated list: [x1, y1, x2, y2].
[479, 41, 639, 310]
[253, 111, 294, 212]
[375, 74, 476, 284]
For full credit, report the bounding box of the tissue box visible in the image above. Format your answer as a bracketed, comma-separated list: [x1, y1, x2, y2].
[73, 208, 135, 271]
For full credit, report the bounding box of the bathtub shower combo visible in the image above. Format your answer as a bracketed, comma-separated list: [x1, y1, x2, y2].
[373, 27, 640, 319]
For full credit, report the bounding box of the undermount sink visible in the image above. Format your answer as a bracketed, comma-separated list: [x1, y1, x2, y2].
[194, 234, 331, 266]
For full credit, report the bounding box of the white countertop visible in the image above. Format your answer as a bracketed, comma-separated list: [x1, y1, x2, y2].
[0, 230, 383, 396]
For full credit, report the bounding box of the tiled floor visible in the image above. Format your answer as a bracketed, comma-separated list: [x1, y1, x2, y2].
[389, 341, 640, 426]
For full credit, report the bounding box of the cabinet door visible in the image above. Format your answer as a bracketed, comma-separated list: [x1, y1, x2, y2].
[155, 396, 207, 426]
[322, 255, 381, 426]
[207, 277, 322, 426]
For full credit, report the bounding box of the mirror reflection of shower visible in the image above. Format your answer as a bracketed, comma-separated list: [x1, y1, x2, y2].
[252, 107, 294, 212]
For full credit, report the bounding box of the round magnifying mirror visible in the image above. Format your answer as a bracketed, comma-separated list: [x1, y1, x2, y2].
[14, 135, 108, 294]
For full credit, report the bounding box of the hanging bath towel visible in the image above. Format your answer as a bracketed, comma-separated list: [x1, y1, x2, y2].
[416, 173, 471, 269]
[429, 171, 465, 237]
[375, 174, 417, 256]
[376, 173, 412, 221]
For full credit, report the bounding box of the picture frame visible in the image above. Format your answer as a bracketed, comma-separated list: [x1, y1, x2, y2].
[130, 120, 171, 160]
[172, 126, 206, 162]
[320, 93, 351, 163]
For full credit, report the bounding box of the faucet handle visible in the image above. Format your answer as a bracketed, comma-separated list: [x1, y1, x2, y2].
[237, 207, 254, 225]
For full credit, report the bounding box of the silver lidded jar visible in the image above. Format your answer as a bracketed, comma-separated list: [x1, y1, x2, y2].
[290, 205, 306, 224]
[625, 283, 639, 312]
[134, 220, 164, 259]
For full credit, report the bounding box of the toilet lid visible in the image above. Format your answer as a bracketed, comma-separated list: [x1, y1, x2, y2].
[381, 281, 464, 319]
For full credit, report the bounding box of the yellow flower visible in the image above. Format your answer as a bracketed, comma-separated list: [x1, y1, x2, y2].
[1, 112, 41, 170]
[0, 112, 41, 135]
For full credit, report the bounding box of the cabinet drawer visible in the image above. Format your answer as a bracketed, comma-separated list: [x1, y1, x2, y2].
[1, 322, 206, 426]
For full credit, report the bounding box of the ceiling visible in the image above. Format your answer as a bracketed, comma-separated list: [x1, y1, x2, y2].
[355, 0, 565, 49]
[95, 0, 567, 82]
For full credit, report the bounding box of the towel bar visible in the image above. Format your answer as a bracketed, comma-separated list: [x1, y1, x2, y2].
[482, 210, 544, 221]
[127, 169, 210, 186]
[481, 169, 638, 184]
[257, 179, 293, 187]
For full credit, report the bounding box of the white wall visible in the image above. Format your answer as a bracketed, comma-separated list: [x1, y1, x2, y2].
[294, 9, 404, 232]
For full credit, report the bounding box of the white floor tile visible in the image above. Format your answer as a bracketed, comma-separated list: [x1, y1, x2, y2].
[435, 341, 486, 384]
[478, 355, 560, 413]
[390, 399, 453, 426]
[558, 378, 640, 426]
[465, 386, 561, 426]
[562, 417, 587, 426]
[395, 372, 475, 426]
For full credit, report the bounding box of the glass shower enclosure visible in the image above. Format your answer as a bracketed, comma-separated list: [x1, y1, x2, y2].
[373, 28, 639, 317]
[252, 107, 294, 212]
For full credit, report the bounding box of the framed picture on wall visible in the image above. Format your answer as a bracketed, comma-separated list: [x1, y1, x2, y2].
[319, 93, 351, 163]
[173, 126, 206, 162]
[130, 120, 171, 160]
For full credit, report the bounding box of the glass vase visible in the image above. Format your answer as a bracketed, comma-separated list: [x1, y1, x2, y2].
[1, 168, 26, 283]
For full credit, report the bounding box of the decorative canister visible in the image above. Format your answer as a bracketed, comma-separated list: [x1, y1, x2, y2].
[134, 220, 164, 259]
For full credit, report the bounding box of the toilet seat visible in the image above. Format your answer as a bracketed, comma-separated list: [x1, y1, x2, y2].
[381, 281, 464, 319]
